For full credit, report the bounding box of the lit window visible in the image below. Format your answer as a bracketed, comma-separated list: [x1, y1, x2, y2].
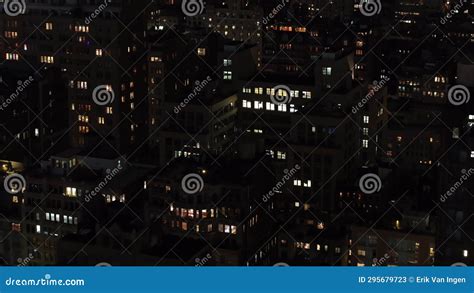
[106, 107, 113, 114]
[363, 140, 369, 148]
[197, 48, 206, 56]
[74, 25, 89, 32]
[363, 128, 369, 136]
[357, 249, 366, 256]
[4, 31, 18, 38]
[45, 22, 53, 31]
[36, 225, 41, 234]
[322, 67, 332, 76]
[224, 71, 232, 80]
[253, 101, 263, 109]
[65, 187, 77, 197]
[77, 81, 88, 89]
[40, 56, 54, 64]
[463, 250, 469, 258]
[363, 116, 369, 124]
[265, 102, 275, 111]
[6, 53, 19, 60]
[224, 59, 232, 66]
[96, 49, 103, 56]
[242, 100, 252, 108]
[98, 117, 105, 125]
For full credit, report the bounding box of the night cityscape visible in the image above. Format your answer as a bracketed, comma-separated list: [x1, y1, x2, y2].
[0, 0, 472, 268]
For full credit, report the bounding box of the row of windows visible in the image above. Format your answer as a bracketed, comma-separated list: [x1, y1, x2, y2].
[242, 87, 312, 99]
[242, 100, 297, 112]
[45, 213, 78, 225]
[169, 220, 239, 235]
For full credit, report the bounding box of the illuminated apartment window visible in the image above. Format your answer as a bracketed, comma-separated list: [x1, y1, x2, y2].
[45, 22, 53, 30]
[253, 101, 263, 109]
[276, 151, 286, 160]
[357, 249, 366, 256]
[464, 250, 469, 258]
[36, 225, 41, 234]
[224, 71, 232, 80]
[12, 223, 21, 232]
[150, 56, 161, 62]
[363, 128, 369, 136]
[106, 107, 113, 114]
[4, 31, 18, 38]
[12, 196, 19, 203]
[302, 91, 311, 99]
[471, 151, 474, 158]
[293, 180, 302, 186]
[74, 25, 89, 32]
[231, 225, 237, 235]
[5, 53, 19, 60]
[363, 116, 370, 124]
[40, 56, 54, 64]
[65, 187, 77, 197]
[96, 49, 103, 56]
[223, 59, 232, 66]
[277, 104, 287, 112]
[197, 48, 206, 56]
[265, 102, 275, 111]
[362, 140, 369, 148]
[98, 117, 105, 125]
[78, 115, 89, 123]
[77, 81, 88, 89]
[242, 100, 252, 108]
[322, 67, 332, 76]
